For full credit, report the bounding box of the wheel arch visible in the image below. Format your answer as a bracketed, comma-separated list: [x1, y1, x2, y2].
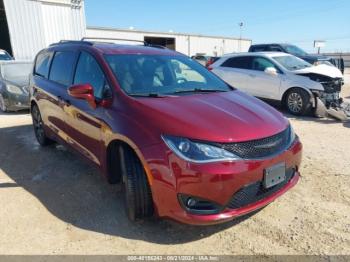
[281, 86, 315, 108]
[106, 138, 153, 186]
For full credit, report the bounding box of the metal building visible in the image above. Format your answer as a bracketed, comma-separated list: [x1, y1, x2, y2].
[0, 0, 251, 60]
[86, 26, 252, 57]
[0, 0, 86, 60]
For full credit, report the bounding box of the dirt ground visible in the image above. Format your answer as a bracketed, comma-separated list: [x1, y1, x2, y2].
[0, 71, 349, 255]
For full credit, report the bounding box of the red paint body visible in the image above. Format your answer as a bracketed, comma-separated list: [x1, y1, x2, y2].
[30, 42, 302, 225]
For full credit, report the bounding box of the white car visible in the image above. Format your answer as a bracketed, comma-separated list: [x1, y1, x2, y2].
[210, 52, 344, 116]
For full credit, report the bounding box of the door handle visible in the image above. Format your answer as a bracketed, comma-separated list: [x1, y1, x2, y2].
[248, 74, 256, 78]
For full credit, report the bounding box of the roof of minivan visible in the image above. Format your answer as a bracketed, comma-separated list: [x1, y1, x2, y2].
[49, 41, 184, 56]
[94, 43, 180, 55]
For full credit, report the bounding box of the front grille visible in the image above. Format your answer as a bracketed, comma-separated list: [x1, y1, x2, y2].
[227, 168, 295, 209]
[212, 127, 291, 159]
[321, 78, 343, 93]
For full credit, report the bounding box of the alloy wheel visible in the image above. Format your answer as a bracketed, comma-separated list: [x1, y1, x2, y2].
[287, 92, 303, 113]
[32, 106, 45, 142]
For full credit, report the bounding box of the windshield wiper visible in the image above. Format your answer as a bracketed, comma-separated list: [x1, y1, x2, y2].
[129, 93, 167, 98]
[173, 88, 228, 94]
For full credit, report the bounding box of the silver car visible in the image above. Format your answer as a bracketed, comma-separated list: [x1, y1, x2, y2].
[0, 61, 33, 112]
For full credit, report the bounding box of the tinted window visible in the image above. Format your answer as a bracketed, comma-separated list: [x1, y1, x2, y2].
[270, 45, 283, 52]
[221, 56, 252, 69]
[251, 57, 278, 71]
[49, 51, 76, 86]
[105, 54, 231, 96]
[74, 52, 109, 99]
[35, 51, 53, 78]
[250, 46, 267, 52]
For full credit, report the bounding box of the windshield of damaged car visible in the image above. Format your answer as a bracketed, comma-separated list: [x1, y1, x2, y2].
[282, 45, 308, 56]
[105, 54, 232, 96]
[273, 55, 312, 71]
[0, 51, 12, 61]
[1, 63, 33, 81]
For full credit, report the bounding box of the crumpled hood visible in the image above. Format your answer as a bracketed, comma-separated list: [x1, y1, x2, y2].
[134, 90, 289, 143]
[294, 64, 343, 79]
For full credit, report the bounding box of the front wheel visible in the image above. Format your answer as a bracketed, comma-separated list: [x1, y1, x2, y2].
[121, 147, 154, 221]
[285, 88, 312, 116]
[31, 104, 55, 146]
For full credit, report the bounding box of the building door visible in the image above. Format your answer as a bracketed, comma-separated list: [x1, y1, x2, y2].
[144, 36, 176, 50]
[0, 0, 12, 56]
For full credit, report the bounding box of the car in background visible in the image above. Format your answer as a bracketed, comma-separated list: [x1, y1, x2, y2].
[249, 43, 344, 73]
[210, 52, 344, 116]
[0, 61, 32, 112]
[191, 55, 220, 67]
[29, 40, 302, 225]
[0, 49, 14, 61]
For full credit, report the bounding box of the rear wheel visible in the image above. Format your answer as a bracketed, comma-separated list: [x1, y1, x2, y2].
[0, 94, 7, 112]
[121, 147, 154, 221]
[31, 104, 55, 146]
[285, 88, 311, 116]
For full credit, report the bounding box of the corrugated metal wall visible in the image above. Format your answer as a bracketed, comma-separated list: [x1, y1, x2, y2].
[86, 27, 252, 57]
[4, 0, 86, 60]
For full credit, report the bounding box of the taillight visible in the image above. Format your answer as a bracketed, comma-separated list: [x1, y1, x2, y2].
[207, 66, 213, 71]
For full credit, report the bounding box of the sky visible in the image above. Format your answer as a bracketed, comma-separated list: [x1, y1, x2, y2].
[85, 0, 350, 53]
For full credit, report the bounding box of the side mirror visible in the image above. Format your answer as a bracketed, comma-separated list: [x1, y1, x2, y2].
[68, 84, 96, 109]
[264, 67, 278, 76]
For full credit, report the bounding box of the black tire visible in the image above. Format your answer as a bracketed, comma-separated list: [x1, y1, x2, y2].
[121, 146, 153, 221]
[31, 104, 55, 146]
[0, 94, 7, 112]
[285, 88, 312, 116]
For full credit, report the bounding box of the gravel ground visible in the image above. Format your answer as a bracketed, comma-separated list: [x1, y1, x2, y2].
[0, 71, 349, 255]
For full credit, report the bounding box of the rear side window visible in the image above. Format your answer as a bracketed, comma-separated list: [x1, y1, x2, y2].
[49, 51, 76, 86]
[250, 46, 267, 52]
[270, 45, 283, 52]
[221, 56, 253, 70]
[74, 52, 109, 99]
[35, 51, 53, 78]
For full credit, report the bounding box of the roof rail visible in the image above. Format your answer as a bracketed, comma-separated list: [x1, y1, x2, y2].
[81, 37, 168, 49]
[49, 40, 93, 47]
[81, 37, 146, 45]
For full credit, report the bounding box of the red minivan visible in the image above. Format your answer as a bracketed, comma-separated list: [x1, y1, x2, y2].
[30, 40, 302, 225]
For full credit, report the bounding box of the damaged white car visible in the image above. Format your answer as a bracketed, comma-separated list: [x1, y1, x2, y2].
[211, 52, 349, 120]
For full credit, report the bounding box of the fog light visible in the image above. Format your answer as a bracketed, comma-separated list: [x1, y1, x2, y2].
[186, 198, 197, 207]
[178, 194, 222, 215]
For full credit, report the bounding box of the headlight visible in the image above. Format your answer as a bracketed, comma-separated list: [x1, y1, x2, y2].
[311, 89, 324, 97]
[6, 84, 23, 95]
[162, 135, 241, 163]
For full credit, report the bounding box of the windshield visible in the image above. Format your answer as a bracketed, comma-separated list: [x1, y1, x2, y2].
[273, 55, 312, 71]
[105, 54, 231, 96]
[282, 45, 308, 56]
[1, 63, 32, 81]
[0, 51, 13, 61]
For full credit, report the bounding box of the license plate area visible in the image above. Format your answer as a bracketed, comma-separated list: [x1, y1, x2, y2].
[263, 162, 286, 189]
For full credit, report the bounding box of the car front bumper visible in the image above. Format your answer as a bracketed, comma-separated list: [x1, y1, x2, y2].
[143, 139, 303, 225]
[2, 92, 30, 111]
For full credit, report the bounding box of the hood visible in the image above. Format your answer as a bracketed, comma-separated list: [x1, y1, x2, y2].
[294, 64, 343, 79]
[134, 90, 288, 143]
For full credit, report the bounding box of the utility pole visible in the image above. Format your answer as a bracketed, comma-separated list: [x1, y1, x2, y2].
[238, 22, 243, 52]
